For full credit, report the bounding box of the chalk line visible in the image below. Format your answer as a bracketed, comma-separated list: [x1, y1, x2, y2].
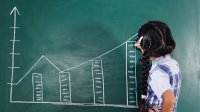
[10, 55, 61, 85]
[62, 33, 138, 72]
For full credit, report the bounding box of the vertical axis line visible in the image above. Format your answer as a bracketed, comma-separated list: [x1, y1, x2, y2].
[10, 10, 17, 102]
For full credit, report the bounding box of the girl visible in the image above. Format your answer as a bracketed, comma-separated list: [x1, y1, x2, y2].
[134, 21, 182, 112]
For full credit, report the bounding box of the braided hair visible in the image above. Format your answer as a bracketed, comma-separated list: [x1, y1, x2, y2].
[136, 21, 176, 112]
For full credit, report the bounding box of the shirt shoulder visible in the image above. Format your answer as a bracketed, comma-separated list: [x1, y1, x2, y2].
[160, 58, 180, 75]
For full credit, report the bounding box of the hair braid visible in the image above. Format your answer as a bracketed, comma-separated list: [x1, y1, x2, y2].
[139, 52, 152, 112]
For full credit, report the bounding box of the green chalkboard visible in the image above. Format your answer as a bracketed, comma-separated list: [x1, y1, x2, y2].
[0, 0, 200, 112]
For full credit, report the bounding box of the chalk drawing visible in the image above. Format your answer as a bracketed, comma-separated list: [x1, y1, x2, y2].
[8, 6, 138, 108]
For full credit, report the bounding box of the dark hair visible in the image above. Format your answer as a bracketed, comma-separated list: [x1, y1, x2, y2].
[137, 21, 176, 112]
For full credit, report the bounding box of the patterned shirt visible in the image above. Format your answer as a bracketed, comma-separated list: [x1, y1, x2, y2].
[146, 54, 182, 112]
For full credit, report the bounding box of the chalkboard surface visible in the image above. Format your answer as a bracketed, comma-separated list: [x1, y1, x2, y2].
[0, 0, 199, 112]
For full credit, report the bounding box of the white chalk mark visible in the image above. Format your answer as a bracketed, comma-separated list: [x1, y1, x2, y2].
[8, 9, 138, 107]
[59, 72, 71, 103]
[101, 60, 105, 105]
[129, 50, 135, 53]
[12, 56, 43, 85]
[59, 73, 62, 102]
[11, 55, 61, 85]
[96, 86, 102, 88]
[96, 91, 102, 94]
[8, 37, 139, 107]
[32, 73, 43, 102]
[129, 55, 136, 58]
[9, 53, 20, 55]
[9, 6, 20, 102]
[126, 41, 138, 106]
[10, 34, 137, 86]
[7, 83, 17, 85]
[128, 101, 136, 103]
[134, 44, 138, 106]
[128, 71, 134, 73]
[95, 80, 102, 83]
[62, 33, 137, 72]
[10, 27, 20, 29]
[129, 76, 135, 79]
[10, 7, 20, 15]
[61, 79, 68, 82]
[129, 88, 135, 90]
[61, 84, 68, 86]
[8, 67, 20, 69]
[92, 60, 105, 104]
[62, 88, 68, 91]
[95, 77, 101, 80]
[94, 69, 101, 72]
[10, 40, 20, 42]
[10, 101, 138, 108]
[91, 61, 95, 104]
[126, 42, 128, 106]
[42, 55, 61, 71]
[95, 73, 102, 75]
[69, 73, 72, 103]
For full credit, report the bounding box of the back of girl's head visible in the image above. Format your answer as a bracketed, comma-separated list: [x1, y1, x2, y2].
[137, 21, 176, 112]
[138, 21, 176, 57]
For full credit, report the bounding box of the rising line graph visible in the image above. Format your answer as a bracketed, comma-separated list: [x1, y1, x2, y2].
[8, 6, 139, 108]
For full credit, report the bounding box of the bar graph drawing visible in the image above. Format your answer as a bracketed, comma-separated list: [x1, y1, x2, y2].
[32, 73, 43, 102]
[8, 6, 139, 108]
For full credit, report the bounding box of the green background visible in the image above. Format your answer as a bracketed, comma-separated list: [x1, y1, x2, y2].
[0, 0, 200, 112]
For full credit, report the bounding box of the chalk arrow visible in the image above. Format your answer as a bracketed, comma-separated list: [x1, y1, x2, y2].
[9, 6, 20, 102]
[10, 7, 20, 15]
